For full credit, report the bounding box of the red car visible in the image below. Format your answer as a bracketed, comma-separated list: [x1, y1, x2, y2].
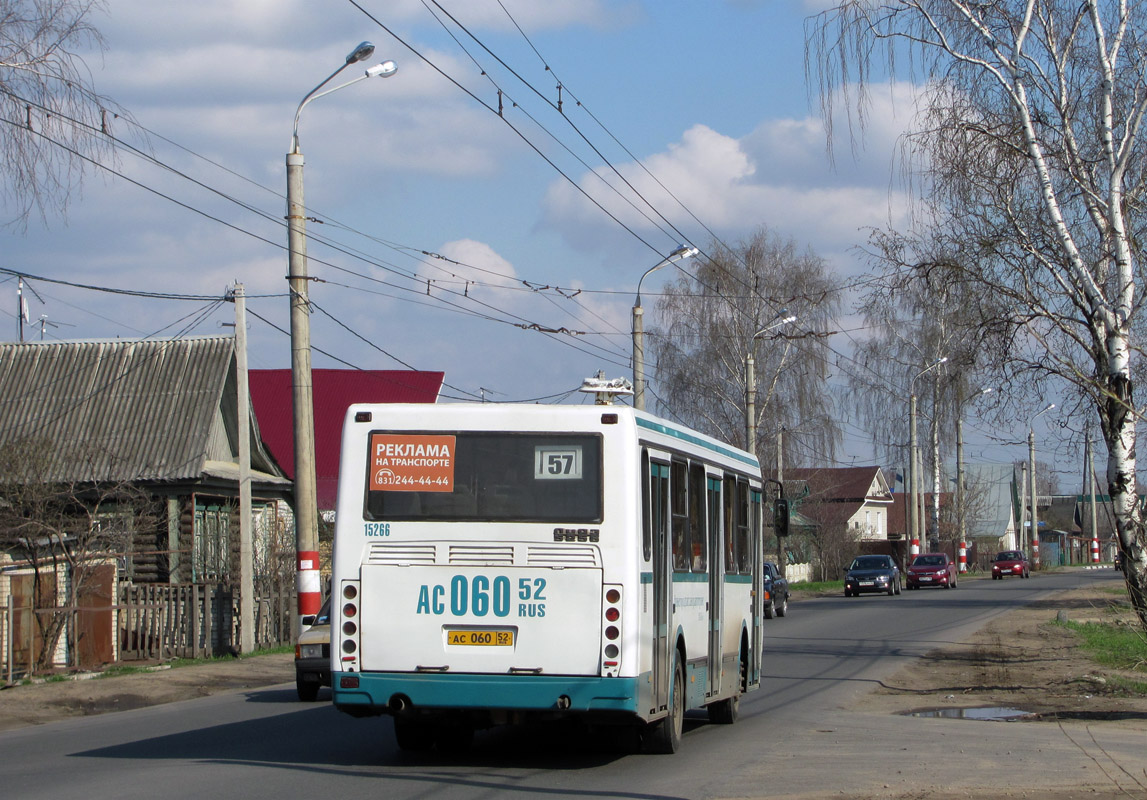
[992, 550, 1030, 579]
[906, 553, 958, 589]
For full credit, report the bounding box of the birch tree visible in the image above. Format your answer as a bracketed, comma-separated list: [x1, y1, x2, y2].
[846, 259, 993, 542]
[0, 0, 126, 226]
[649, 228, 841, 467]
[809, 1, 1147, 624]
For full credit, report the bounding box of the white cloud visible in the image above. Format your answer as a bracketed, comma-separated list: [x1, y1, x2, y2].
[539, 81, 919, 267]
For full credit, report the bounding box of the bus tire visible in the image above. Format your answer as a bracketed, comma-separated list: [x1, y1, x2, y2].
[645, 655, 685, 753]
[708, 650, 744, 725]
[393, 717, 435, 751]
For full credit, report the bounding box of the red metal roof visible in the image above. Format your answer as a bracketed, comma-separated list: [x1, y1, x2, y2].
[249, 369, 443, 509]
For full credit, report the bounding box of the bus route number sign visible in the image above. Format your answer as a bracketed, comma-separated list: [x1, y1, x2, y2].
[534, 445, 582, 480]
[446, 629, 514, 647]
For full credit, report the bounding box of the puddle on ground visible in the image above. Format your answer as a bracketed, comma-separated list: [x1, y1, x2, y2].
[902, 706, 1035, 721]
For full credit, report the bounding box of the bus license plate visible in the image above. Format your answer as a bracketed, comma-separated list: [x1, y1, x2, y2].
[447, 629, 514, 647]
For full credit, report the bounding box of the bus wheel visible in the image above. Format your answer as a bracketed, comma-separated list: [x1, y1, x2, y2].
[708, 652, 743, 725]
[393, 717, 435, 751]
[645, 656, 685, 753]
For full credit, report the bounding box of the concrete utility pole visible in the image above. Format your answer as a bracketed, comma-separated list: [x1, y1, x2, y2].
[632, 245, 698, 411]
[1019, 462, 1028, 552]
[1086, 432, 1099, 564]
[234, 283, 254, 654]
[908, 358, 947, 561]
[1028, 403, 1054, 568]
[744, 313, 796, 453]
[956, 387, 990, 573]
[1029, 429, 1039, 567]
[1089, 433, 1100, 562]
[956, 417, 966, 571]
[287, 43, 397, 625]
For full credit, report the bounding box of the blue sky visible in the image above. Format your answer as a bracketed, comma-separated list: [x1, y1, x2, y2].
[0, 0, 1075, 478]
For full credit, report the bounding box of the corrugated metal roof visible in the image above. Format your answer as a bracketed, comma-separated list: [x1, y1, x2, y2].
[249, 368, 443, 509]
[0, 337, 236, 482]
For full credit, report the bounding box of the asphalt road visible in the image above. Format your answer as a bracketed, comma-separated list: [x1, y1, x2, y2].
[0, 568, 1138, 800]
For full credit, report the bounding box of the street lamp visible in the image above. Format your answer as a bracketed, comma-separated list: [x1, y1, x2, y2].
[744, 312, 797, 455]
[908, 357, 947, 562]
[956, 387, 992, 573]
[1027, 403, 1055, 567]
[287, 42, 397, 625]
[632, 244, 699, 411]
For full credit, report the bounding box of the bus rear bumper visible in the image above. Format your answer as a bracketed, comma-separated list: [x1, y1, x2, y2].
[333, 671, 639, 716]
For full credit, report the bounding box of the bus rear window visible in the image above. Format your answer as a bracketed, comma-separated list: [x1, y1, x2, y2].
[364, 432, 603, 523]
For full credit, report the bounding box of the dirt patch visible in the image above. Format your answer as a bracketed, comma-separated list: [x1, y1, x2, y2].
[0, 652, 294, 731]
[849, 581, 1147, 726]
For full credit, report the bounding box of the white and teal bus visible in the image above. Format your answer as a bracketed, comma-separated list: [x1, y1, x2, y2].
[330, 401, 764, 753]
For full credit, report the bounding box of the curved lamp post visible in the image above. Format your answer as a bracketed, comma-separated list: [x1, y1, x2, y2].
[288, 42, 397, 625]
[631, 244, 698, 411]
[745, 312, 796, 455]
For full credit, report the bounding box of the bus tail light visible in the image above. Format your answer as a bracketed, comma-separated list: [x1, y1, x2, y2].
[601, 584, 623, 676]
[340, 579, 361, 672]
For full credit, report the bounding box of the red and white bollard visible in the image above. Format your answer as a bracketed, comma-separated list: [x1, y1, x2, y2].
[1032, 537, 1040, 569]
[1091, 536, 1100, 564]
[910, 537, 920, 560]
[297, 550, 322, 621]
[958, 540, 967, 573]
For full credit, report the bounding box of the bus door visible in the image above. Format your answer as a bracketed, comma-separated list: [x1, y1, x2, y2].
[750, 488, 764, 685]
[647, 456, 672, 715]
[706, 474, 723, 697]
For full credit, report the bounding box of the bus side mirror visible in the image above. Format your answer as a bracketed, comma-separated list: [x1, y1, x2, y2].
[774, 497, 790, 537]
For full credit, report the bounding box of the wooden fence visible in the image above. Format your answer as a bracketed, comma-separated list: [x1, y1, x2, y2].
[1, 577, 301, 680]
[117, 578, 298, 661]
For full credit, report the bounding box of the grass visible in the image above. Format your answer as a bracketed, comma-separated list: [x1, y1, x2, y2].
[95, 664, 163, 679]
[1105, 675, 1147, 694]
[791, 579, 842, 594]
[1057, 619, 1147, 674]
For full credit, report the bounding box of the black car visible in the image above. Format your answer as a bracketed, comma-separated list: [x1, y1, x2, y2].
[762, 561, 790, 618]
[844, 555, 902, 597]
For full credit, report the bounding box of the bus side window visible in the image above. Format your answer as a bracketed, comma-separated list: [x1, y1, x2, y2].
[648, 459, 669, 565]
[723, 474, 738, 574]
[689, 462, 706, 572]
[707, 476, 722, 577]
[671, 460, 689, 572]
[750, 487, 762, 571]
[641, 450, 651, 562]
[736, 479, 751, 574]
